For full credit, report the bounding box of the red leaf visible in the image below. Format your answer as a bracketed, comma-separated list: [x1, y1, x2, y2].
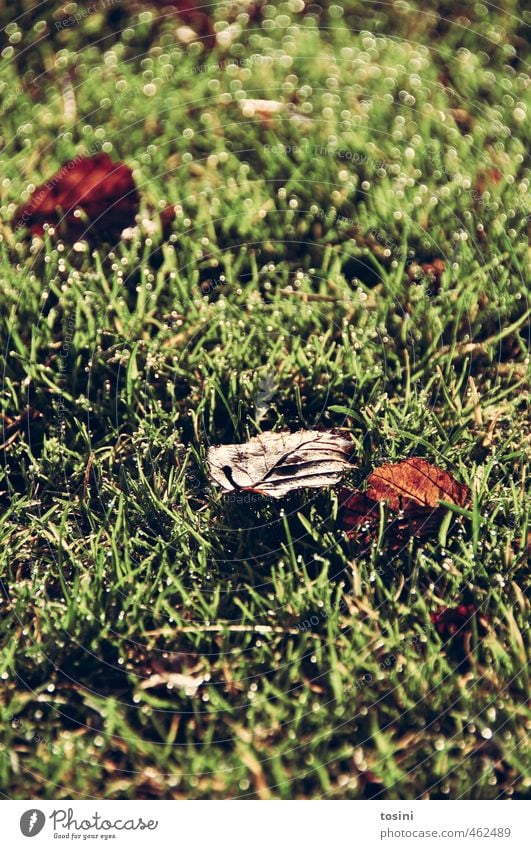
[13, 153, 139, 241]
[366, 458, 470, 512]
[150, 1, 216, 49]
[340, 459, 469, 547]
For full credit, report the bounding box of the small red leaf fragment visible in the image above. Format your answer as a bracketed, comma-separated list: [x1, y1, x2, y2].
[431, 604, 487, 639]
[430, 604, 489, 661]
[151, 1, 216, 50]
[339, 489, 381, 545]
[366, 458, 470, 512]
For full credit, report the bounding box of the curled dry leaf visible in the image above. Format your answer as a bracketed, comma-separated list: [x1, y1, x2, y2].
[208, 429, 354, 499]
[340, 458, 470, 546]
[13, 153, 139, 241]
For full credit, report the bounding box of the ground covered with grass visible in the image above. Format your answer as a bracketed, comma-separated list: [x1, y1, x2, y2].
[0, 1, 530, 799]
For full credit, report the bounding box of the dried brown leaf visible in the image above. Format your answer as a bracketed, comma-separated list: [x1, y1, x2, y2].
[340, 459, 470, 546]
[366, 458, 470, 512]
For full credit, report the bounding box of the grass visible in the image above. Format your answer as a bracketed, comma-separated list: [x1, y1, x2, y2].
[0, 0, 529, 799]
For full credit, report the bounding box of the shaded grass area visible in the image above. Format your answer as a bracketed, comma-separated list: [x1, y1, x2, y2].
[0, 1, 529, 799]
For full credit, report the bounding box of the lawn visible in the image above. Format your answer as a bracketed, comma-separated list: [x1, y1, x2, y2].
[0, 0, 529, 800]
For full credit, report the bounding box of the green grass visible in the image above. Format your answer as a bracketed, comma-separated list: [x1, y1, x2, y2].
[0, 1, 529, 799]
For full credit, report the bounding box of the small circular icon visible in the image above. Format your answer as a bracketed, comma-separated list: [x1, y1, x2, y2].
[20, 810, 46, 837]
